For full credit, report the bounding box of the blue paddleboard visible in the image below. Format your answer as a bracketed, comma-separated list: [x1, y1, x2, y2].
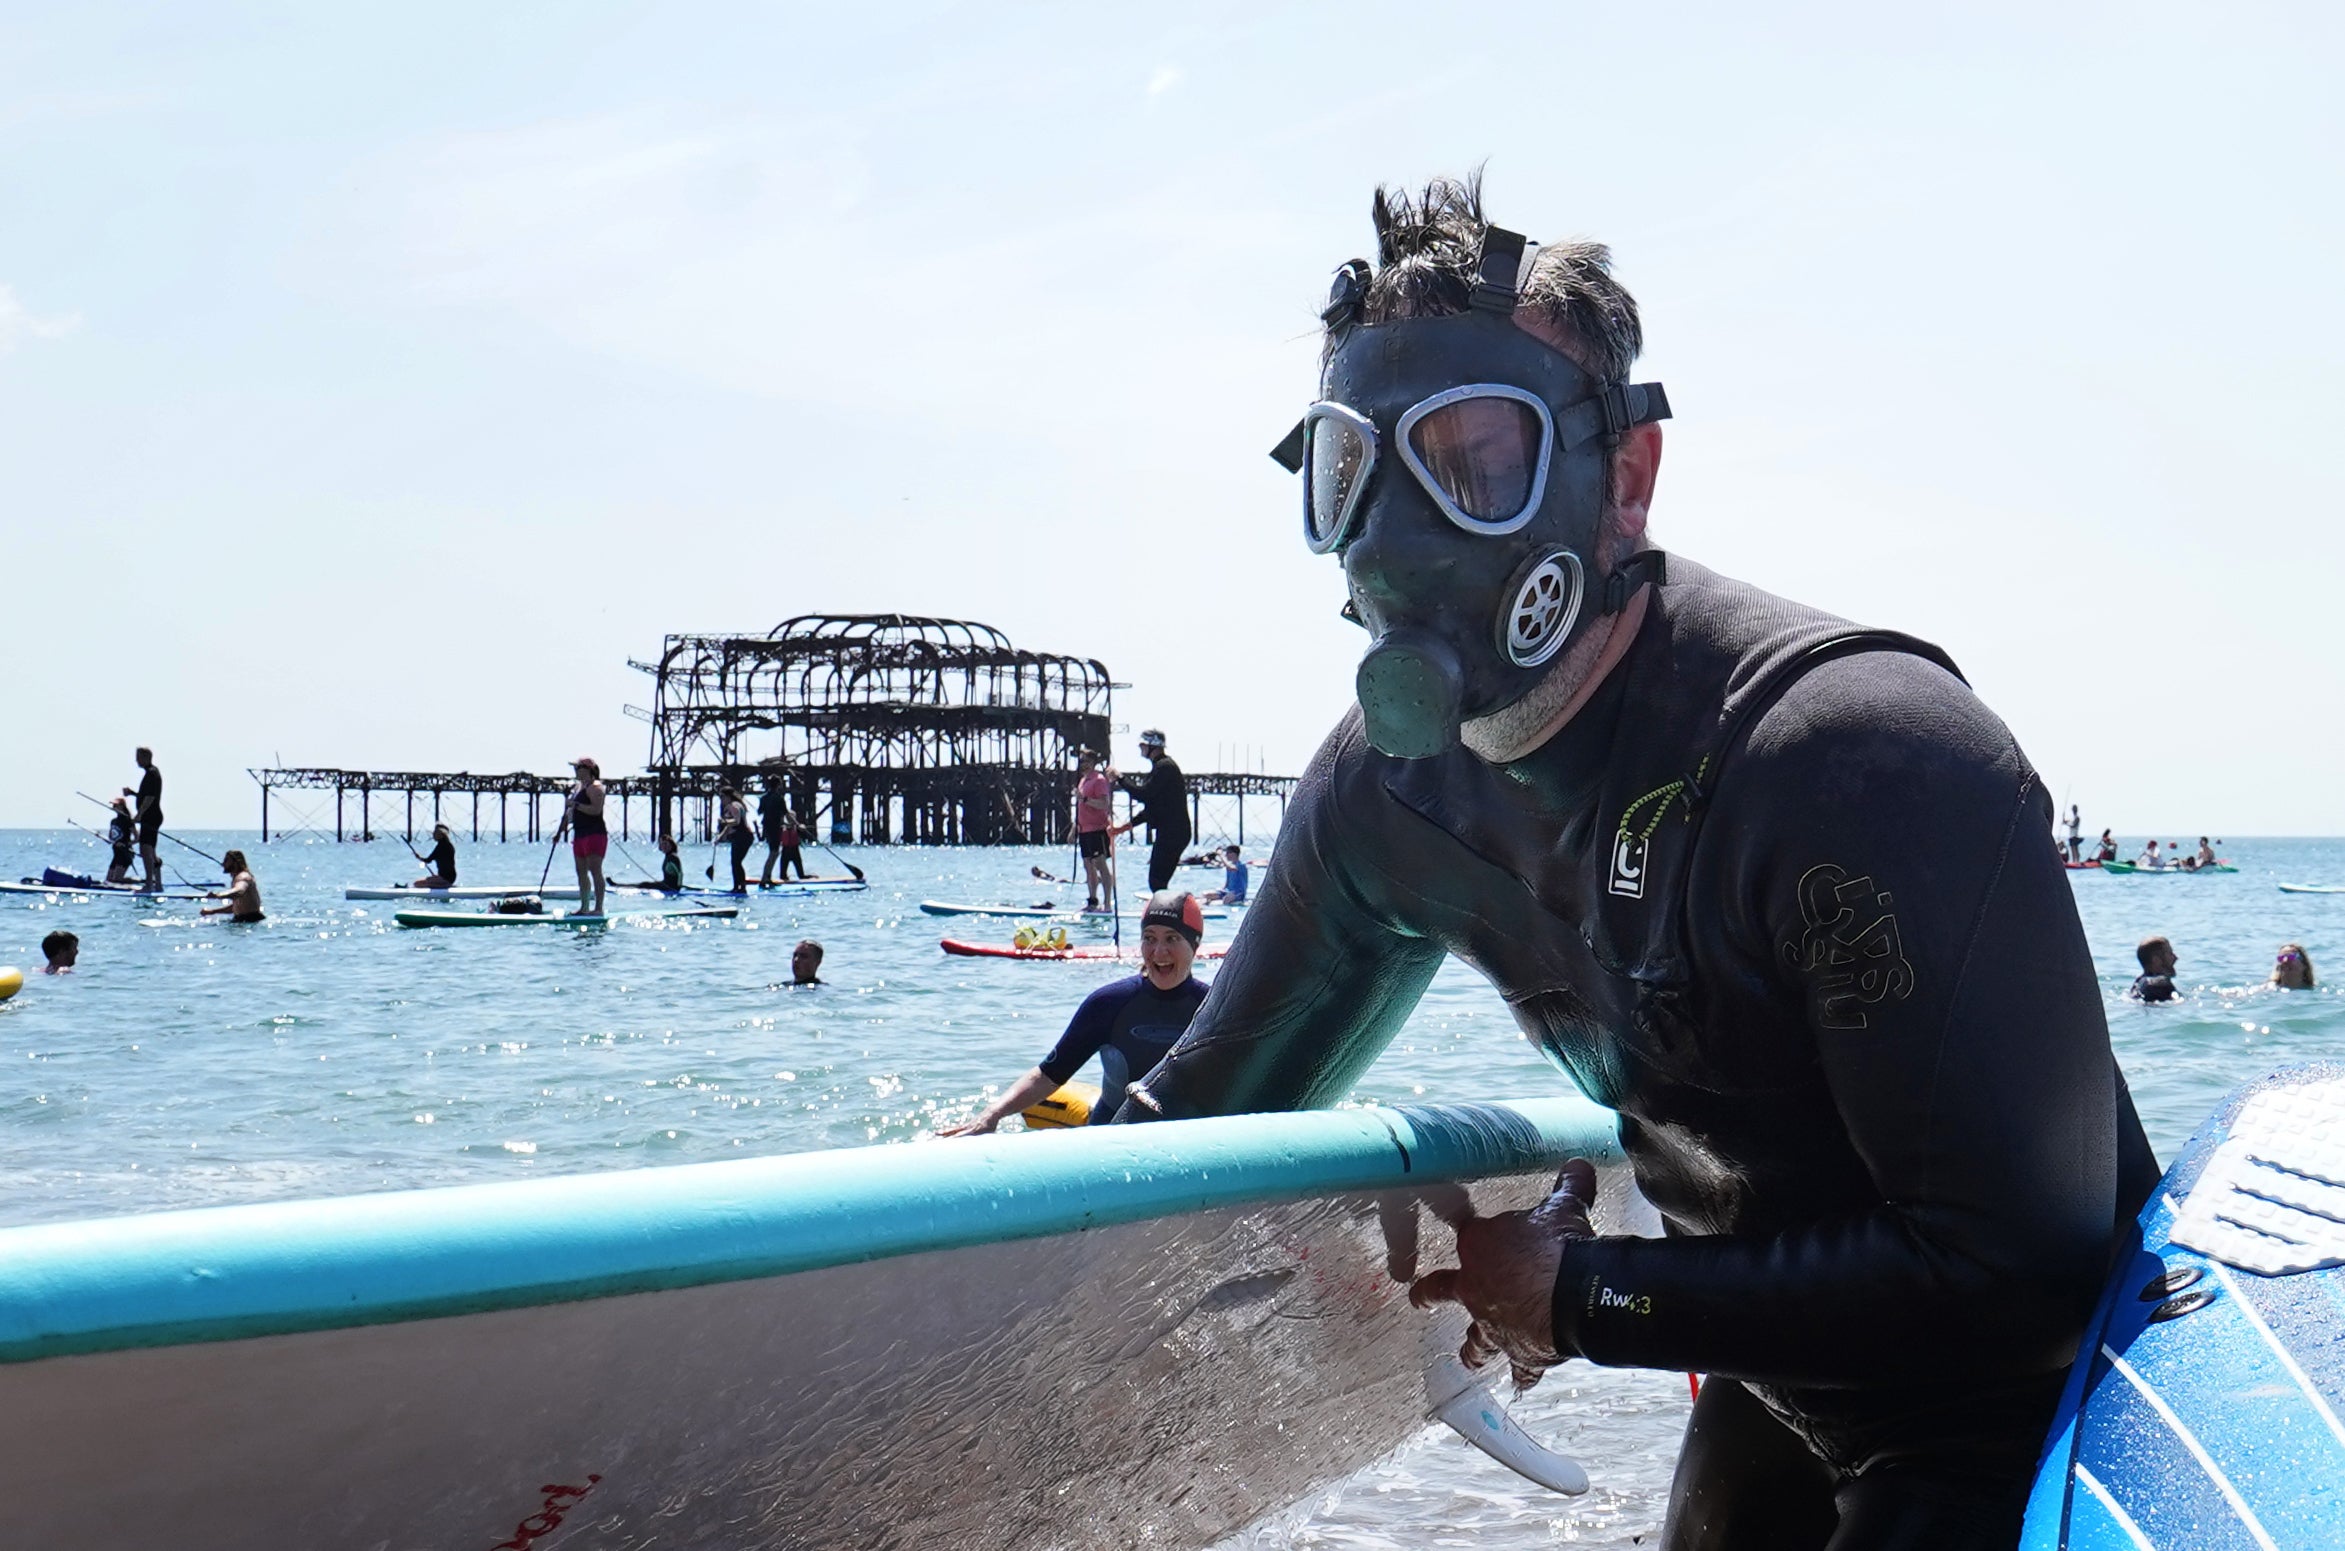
[2021, 1063, 2345, 1548]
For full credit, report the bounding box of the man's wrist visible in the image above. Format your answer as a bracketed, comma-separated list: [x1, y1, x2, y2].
[1550, 1236, 1598, 1361]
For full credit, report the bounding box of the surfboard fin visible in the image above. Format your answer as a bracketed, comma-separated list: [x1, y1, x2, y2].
[1424, 1353, 1590, 1495]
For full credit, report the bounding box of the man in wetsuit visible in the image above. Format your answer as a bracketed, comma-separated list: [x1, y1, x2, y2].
[2129, 936, 2178, 1002]
[1116, 730, 1191, 891]
[1117, 178, 2158, 1548]
[939, 892, 1209, 1134]
[128, 746, 163, 892]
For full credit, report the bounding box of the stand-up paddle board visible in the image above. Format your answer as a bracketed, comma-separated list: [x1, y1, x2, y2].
[344, 884, 561, 901]
[0, 881, 210, 901]
[609, 880, 870, 900]
[920, 900, 1230, 921]
[2098, 861, 2238, 875]
[0, 1097, 1642, 1550]
[2278, 883, 2345, 895]
[32, 867, 225, 892]
[2020, 1063, 2345, 1548]
[942, 937, 1230, 961]
[392, 905, 738, 928]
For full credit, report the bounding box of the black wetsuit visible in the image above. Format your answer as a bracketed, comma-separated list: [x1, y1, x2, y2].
[2129, 972, 2176, 1003]
[106, 815, 135, 872]
[1123, 757, 1192, 890]
[1038, 973, 1209, 1123]
[1119, 560, 2158, 1549]
[135, 766, 163, 846]
[425, 837, 457, 884]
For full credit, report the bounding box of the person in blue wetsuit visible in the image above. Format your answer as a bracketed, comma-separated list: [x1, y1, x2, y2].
[1118, 177, 2159, 1550]
[938, 892, 1209, 1135]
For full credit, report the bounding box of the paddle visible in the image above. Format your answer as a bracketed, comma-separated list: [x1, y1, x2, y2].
[804, 803, 866, 883]
[77, 789, 223, 867]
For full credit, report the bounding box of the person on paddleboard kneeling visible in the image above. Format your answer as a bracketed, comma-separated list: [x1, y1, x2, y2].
[1111, 176, 2158, 1550]
[938, 892, 1209, 1135]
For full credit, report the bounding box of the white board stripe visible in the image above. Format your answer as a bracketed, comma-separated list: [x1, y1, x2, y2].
[2105, 1344, 2278, 1551]
[2209, 1262, 2345, 1454]
[2075, 1464, 2156, 1551]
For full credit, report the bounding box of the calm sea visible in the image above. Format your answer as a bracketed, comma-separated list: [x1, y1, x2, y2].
[6, 828, 2341, 1547]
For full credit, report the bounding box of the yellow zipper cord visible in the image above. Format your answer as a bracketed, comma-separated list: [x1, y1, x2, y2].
[1615, 754, 1712, 846]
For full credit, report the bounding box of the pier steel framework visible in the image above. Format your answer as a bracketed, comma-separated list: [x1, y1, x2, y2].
[632, 614, 1117, 845]
[247, 616, 1299, 847]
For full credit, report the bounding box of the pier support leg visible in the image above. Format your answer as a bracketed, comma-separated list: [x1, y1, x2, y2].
[336, 784, 344, 843]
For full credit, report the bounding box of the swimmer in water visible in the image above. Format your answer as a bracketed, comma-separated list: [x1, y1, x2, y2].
[1118, 179, 2156, 1550]
[2128, 936, 2178, 1002]
[41, 930, 77, 973]
[790, 939, 825, 986]
[201, 850, 264, 922]
[939, 892, 1208, 1134]
[2271, 942, 2315, 990]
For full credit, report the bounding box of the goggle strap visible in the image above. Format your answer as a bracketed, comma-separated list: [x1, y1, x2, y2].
[1468, 227, 1537, 313]
[1558, 381, 1673, 452]
[1269, 418, 1308, 474]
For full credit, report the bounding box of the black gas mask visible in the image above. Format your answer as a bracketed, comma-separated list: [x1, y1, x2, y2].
[1272, 228, 1670, 759]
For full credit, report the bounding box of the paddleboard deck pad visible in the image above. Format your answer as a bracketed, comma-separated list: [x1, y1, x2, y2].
[2021, 1062, 2345, 1548]
[392, 905, 739, 928]
[942, 937, 1230, 961]
[0, 1097, 1642, 1550]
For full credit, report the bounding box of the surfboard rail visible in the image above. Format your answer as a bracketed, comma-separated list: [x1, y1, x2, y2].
[0, 1096, 1621, 1366]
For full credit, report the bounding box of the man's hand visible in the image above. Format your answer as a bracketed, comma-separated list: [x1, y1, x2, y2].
[1409, 1157, 1598, 1389]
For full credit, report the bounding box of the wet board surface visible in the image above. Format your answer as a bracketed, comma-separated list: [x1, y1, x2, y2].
[2277, 883, 2345, 895]
[391, 905, 739, 928]
[0, 1097, 1640, 1551]
[2020, 1062, 2345, 1549]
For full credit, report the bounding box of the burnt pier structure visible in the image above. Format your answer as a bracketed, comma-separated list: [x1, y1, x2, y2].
[249, 614, 1296, 846]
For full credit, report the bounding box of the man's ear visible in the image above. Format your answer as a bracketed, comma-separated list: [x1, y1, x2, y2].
[1607, 422, 1663, 547]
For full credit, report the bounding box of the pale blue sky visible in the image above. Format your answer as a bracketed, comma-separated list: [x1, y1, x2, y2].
[4, 3, 2340, 832]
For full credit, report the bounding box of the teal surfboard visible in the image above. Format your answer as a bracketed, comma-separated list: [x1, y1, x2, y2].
[0, 1097, 1639, 1549]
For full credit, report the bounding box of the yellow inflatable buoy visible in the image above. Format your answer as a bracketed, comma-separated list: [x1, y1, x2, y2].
[0, 966, 22, 1003]
[1020, 1080, 1099, 1130]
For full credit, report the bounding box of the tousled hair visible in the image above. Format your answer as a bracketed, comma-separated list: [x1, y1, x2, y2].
[1335, 170, 1644, 383]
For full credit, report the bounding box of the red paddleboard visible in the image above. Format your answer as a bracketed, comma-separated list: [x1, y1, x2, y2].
[940, 938, 1229, 962]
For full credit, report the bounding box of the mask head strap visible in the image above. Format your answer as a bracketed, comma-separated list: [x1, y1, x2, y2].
[1601, 548, 1668, 614]
[1468, 226, 1538, 313]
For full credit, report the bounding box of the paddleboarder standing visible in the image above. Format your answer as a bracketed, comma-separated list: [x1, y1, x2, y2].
[127, 746, 163, 893]
[558, 758, 608, 916]
[1117, 178, 2158, 1549]
[1116, 730, 1191, 891]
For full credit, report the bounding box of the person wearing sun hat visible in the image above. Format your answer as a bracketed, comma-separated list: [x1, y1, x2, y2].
[939, 890, 1209, 1134]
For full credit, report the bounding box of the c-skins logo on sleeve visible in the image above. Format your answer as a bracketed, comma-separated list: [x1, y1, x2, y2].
[1781, 862, 1915, 1030]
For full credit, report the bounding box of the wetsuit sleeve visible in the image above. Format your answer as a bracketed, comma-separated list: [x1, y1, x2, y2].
[1119, 717, 1446, 1120]
[1038, 983, 1128, 1086]
[1554, 655, 2128, 1386]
